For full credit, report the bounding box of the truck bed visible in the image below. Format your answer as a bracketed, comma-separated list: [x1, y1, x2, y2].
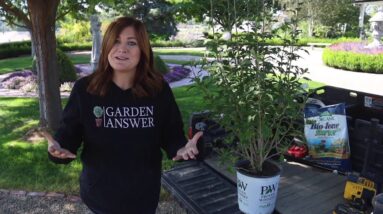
[162, 86, 383, 213]
[204, 155, 347, 214]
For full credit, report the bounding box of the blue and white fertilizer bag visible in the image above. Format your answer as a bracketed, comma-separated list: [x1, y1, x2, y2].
[304, 100, 352, 173]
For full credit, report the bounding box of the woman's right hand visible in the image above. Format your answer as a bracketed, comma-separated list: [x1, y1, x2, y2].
[41, 130, 76, 159]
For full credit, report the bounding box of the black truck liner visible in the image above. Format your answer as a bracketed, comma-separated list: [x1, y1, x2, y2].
[161, 160, 242, 214]
[162, 86, 383, 213]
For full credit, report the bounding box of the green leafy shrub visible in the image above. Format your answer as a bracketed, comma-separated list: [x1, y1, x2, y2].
[32, 49, 77, 83]
[203, 33, 359, 47]
[153, 55, 169, 74]
[323, 48, 383, 74]
[304, 37, 359, 44]
[0, 41, 31, 59]
[57, 42, 92, 51]
[194, 5, 308, 173]
[57, 19, 91, 43]
[151, 40, 185, 47]
[150, 39, 206, 47]
[185, 40, 205, 47]
[57, 49, 77, 82]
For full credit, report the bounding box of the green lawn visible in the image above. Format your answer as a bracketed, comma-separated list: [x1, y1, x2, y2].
[0, 56, 33, 74]
[0, 97, 81, 194]
[68, 54, 91, 65]
[0, 85, 206, 194]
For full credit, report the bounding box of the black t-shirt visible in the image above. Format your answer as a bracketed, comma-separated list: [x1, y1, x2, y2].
[49, 77, 187, 213]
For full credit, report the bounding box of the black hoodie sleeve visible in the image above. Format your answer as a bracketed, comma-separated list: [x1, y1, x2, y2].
[48, 81, 83, 164]
[160, 83, 187, 159]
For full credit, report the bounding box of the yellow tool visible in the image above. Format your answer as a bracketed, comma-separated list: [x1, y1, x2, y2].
[344, 174, 377, 203]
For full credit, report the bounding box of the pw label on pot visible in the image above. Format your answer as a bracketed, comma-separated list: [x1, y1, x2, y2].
[237, 172, 280, 214]
[304, 102, 352, 172]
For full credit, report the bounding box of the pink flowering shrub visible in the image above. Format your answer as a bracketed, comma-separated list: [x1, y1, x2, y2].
[323, 42, 383, 73]
[329, 42, 383, 55]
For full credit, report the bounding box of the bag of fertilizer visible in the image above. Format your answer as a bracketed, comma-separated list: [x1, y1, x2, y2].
[304, 101, 352, 172]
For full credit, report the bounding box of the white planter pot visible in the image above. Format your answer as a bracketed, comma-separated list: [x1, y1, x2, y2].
[236, 161, 282, 214]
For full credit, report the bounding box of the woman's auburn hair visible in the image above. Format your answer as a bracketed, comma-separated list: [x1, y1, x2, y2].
[86, 16, 163, 97]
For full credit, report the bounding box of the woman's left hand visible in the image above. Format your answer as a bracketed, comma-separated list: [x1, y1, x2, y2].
[173, 131, 203, 161]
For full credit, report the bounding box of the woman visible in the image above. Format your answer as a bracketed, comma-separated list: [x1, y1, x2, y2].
[44, 16, 202, 214]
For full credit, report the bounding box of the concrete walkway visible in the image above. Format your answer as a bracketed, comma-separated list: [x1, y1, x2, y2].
[297, 48, 383, 96]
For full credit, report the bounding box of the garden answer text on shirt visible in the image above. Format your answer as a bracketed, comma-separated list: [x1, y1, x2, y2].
[93, 105, 155, 128]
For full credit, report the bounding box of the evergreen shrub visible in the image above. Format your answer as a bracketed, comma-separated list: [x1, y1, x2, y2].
[154, 55, 169, 74]
[32, 49, 77, 83]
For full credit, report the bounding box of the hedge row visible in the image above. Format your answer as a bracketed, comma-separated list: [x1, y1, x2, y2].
[323, 48, 383, 74]
[0, 40, 205, 60]
[0, 37, 361, 60]
[0, 41, 93, 59]
[59, 42, 92, 52]
[0, 41, 31, 59]
[151, 39, 204, 47]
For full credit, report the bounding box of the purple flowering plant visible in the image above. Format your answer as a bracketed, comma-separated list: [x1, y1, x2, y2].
[2, 70, 33, 82]
[0, 64, 191, 91]
[163, 66, 191, 83]
[329, 42, 383, 55]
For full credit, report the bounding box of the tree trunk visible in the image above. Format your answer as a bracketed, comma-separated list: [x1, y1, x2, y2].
[27, 0, 62, 131]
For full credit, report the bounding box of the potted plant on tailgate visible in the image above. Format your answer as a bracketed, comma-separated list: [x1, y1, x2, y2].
[193, 2, 308, 214]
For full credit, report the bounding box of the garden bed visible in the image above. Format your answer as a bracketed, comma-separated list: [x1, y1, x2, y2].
[323, 42, 383, 74]
[0, 64, 192, 95]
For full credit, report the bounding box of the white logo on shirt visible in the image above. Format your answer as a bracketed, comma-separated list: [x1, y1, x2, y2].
[93, 106, 155, 129]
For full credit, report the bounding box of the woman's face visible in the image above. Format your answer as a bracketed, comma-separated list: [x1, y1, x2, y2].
[108, 26, 141, 74]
